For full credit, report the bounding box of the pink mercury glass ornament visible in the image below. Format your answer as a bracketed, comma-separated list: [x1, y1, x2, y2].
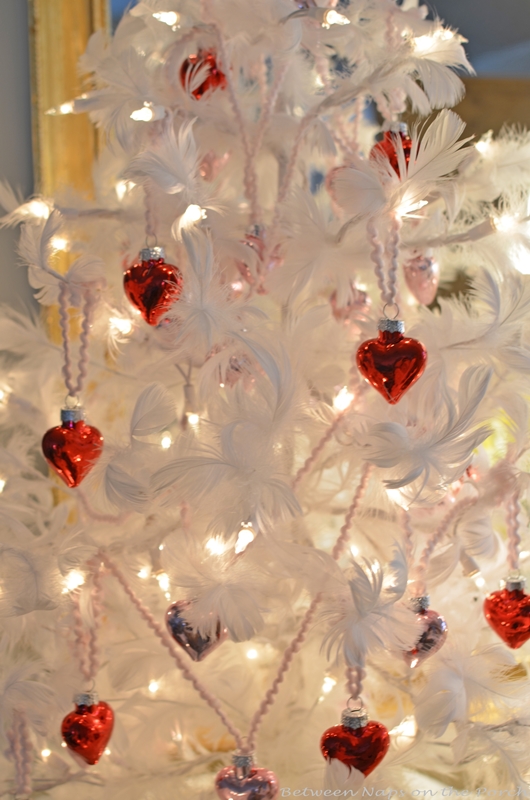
[403, 250, 440, 306]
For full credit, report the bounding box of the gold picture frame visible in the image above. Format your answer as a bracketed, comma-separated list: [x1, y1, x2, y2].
[28, 0, 109, 199]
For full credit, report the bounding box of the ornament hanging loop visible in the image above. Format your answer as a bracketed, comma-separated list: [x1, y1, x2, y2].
[382, 302, 400, 320]
[64, 393, 81, 409]
[346, 695, 364, 712]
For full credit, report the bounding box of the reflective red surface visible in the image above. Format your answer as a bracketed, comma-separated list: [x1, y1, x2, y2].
[180, 50, 227, 99]
[320, 721, 390, 776]
[403, 608, 448, 667]
[42, 420, 103, 488]
[61, 701, 114, 766]
[356, 329, 427, 404]
[124, 256, 183, 326]
[215, 765, 279, 800]
[484, 588, 530, 649]
[370, 130, 412, 177]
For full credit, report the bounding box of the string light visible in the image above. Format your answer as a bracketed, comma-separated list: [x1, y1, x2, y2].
[61, 742, 67, 748]
[46, 101, 75, 116]
[187, 412, 200, 427]
[333, 386, 354, 411]
[350, 544, 359, 557]
[246, 648, 258, 659]
[474, 574, 486, 589]
[41, 748, 51, 758]
[138, 567, 150, 579]
[235, 524, 255, 554]
[130, 104, 155, 122]
[158, 544, 165, 551]
[206, 537, 227, 556]
[475, 140, 491, 155]
[115, 179, 136, 200]
[413, 29, 454, 55]
[104, 748, 111, 755]
[62, 570, 85, 593]
[179, 204, 207, 231]
[321, 676, 337, 694]
[157, 573, 170, 592]
[50, 236, 69, 252]
[110, 316, 133, 336]
[322, 10, 350, 28]
[397, 199, 428, 218]
[390, 715, 417, 741]
[26, 199, 50, 219]
[148, 680, 159, 693]
[152, 11, 180, 27]
[0, 479, 5, 493]
[160, 434, 172, 449]
[493, 214, 519, 233]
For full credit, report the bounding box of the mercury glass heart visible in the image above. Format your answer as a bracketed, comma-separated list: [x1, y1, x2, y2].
[356, 327, 427, 404]
[42, 419, 103, 488]
[123, 249, 183, 326]
[180, 50, 227, 99]
[215, 765, 279, 800]
[403, 608, 448, 667]
[61, 700, 114, 765]
[166, 600, 227, 661]
[484, 588, 530, 648]
[320, 721, 390, 777]
[403, 253, 439, 306]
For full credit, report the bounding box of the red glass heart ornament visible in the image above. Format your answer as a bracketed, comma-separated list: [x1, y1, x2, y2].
[166, 600, 227, 661]
[484, 582, 530, 649]
[370, 124, 412, 177]
[403, 599, 447, 668]
[215, 755, 279, 800]
[124, 247, 183, 326]
[321, 710, 389, 777]
[42, 410, 103, 488]
[61, 693, 114, 766]
[180, 50, 227, 99]
[403, 251, 439, 306]
[356, 319, 427, 404]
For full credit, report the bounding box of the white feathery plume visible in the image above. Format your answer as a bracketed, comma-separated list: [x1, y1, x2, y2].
[18, 211, 64, 305]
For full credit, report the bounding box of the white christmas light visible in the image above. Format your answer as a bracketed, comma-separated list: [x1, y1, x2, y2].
[246, 648, 258, 659]
[104, 748, 111, 755]
[110, 316, 133, 336]
[41, 748, 51, 758]
[493, 214, 519, 233]
[148, 680, 159, 693]
[321, 676, 337, 694]
[390, 715, 417, 739]
[231, 280, 243, 293]
[46, 101, 74, 116]
[26, 199, 50, 219]
[160, 434, 172, 449]
[115, 179, 136, 200]
[350, 544, 359, 557]
[235, 525, 255, 554]
[0, 479, 5, 493]
[322, 10, 350, 28]
[152, 11, 179, 26]
[474, 574, 486, 588]
[413, 29, 454, 55]
[206, 537, 227, 556]
[138, 567, 150, 579]
[371, 561, 381, 574]
[179, 204, 207, 230]
[61, 742, 67, 748]
[475, 140, 491, 155]
[187, 412, 200, 427]
[157, 572, 170, 592]
[50, 236, 69, 252]
[63, 570, 85, 593]
[397, 199, 428, 218]
[159, 544, 165, 551]
[130, 104, 155, 122]
[333, 386, 354, 411]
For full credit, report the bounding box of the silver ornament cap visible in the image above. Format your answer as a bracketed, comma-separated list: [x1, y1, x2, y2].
[61, 407, 83, 423]
[388, 121, 409, 136]
[233, 753, 254, 777]
[341, 708, 368, 730]
[409, 595, 430, 612]
[75, 690, 99, 707]
[378, 318, 405, 334]
[140, 246, 165, 261]
[504, 575, 526, 592]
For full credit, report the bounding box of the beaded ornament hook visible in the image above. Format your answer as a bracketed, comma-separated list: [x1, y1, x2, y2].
[57, 281, 97, 402]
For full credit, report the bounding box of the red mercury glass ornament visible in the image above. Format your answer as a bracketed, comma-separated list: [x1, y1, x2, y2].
[370, 122, 412, 177]
[484, 576, 530, 649]
[403, 596, 447, 668]
[180, 49, 227, 100]
[356, 318, 427, 404]
[320, 707, 390, 777]
[61, 691, 114, 766]
[215, 753, 279, 800]
[42, 408, 103, 488]
[123, 246, 183, 326]
[166, 600, 227, 662]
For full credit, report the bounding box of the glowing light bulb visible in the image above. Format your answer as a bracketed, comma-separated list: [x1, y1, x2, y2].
[61, 741, 67, 748]
[104, 748, 111, 755]
[474, 574, 486, 588]
[115, 179, 136, 200]
[187, 412, 200, 427]
[62, 570, 85, 593]
[161, 434, 172, 449]
[0, 479, 5, 493]
[159, 544, 165, 551]
[371, 561, 381, 574]
[26, 199, 50, 219]
[110, 316, 133, 336]
[322, 10, 350, 28]
[493, 214, 519, 233]
[475, 140, 490, 155]
[41, 748, 51, 758]
[50, 236, 69, 252]
[246, 648, 258, 659]
[138, 567, 150, 579]
[397, 199, 428, 218]
[390, 715, 417, 738]
[333, 386, 354, 411]
[231, 281, 243, 293]
[413, 29, 454, 54]
[152, 11, 180, 26]
[148, 680, 159, 693]
[179, 204, 207, 231]
[322, 676, 337, 694]
[350, 544, 359, 557]
[130, 104, 155, 122]
[206, 537, 227, 556]
[157, 572, 170, 592]
[46, 101, 74, 116]
[235, 525, 255, 554]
